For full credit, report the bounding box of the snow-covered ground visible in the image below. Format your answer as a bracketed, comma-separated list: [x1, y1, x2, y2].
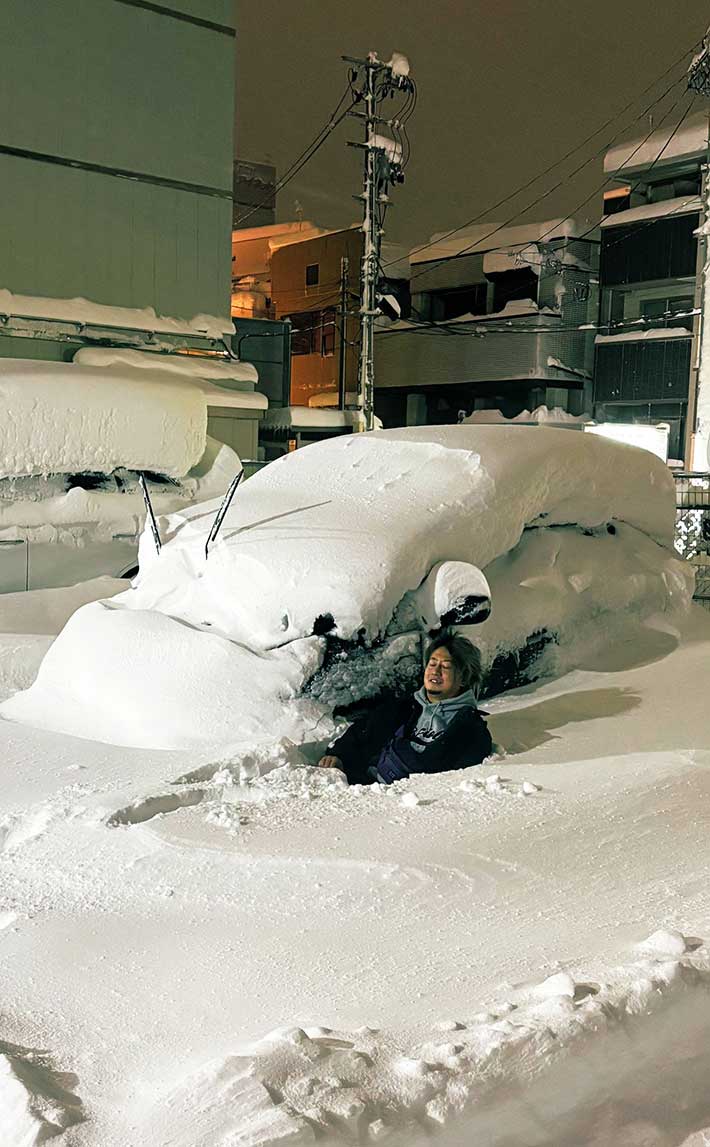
[1, 588, 710, 1144]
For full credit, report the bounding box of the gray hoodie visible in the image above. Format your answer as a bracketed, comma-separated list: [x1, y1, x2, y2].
[410, 687, 478, 752]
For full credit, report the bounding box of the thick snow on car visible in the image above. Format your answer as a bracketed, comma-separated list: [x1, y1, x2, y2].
[1, 425, 693, 749]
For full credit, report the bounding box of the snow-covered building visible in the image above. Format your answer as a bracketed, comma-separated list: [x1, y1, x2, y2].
[232, 221, 409, 444]
[374, 220, 599, 427]
[0, 2, 267, 465]
[596, 111, 707, 465]
[233, 158, 277, 230]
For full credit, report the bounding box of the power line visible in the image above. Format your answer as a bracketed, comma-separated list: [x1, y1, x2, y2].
[233, 85, 358, 228]
[406, 78, 697, 289]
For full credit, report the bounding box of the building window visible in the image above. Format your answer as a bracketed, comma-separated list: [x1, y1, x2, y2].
[640, 295, 694, 331]
[594, 338, 691, 405]
[600, 214, 699, 286]
[305, 263, 320, 287]
[287, 308, 336, 356]
[491, 268, 539, 313]
[429, 283, 487, 322]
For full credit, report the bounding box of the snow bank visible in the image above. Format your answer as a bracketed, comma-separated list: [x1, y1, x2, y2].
[0, 358, 206, 479]
[2, 603, 326, 749]
[464, 404, 589, 426]
[0, 287, 233, 338]
[134, 937, 710, 1147]
[74, 346, 258, 386]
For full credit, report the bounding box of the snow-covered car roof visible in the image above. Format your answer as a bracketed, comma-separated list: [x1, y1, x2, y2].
[126, 424, 677, 651]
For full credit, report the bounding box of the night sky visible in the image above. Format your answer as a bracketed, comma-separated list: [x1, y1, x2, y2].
[235, 1, 710, 250]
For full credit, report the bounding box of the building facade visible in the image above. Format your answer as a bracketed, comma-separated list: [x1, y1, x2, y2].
[0, 0, 236, 358]
[374, 220, 598, 428]
[596, 111, 707, 465]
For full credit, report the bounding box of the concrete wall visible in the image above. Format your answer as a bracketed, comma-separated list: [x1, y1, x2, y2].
[0, 0, 235, 321]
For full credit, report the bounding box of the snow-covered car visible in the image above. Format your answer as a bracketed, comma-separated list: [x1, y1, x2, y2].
[0, 357, 243, 592]
[1, 425, 694, 749]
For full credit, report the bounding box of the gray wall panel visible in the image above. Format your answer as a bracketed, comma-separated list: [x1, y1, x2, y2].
[0, 153, 231, 318]
[1, 0, 234, 189]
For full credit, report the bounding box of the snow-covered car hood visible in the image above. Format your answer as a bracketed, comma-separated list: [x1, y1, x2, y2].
[122, 425, 678, 650]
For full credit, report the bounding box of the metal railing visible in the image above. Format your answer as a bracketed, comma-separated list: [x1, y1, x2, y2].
[674, 472, 710, 609]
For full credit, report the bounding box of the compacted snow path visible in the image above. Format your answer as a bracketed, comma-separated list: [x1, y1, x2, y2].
[1, 609, 710, 1144]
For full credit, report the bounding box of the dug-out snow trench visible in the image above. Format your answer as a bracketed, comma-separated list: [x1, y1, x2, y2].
[420, 972, 710, 1147]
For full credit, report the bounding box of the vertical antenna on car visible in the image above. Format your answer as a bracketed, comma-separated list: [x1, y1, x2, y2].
[205, 468, 244, 561]
[138, 473, 162, 555]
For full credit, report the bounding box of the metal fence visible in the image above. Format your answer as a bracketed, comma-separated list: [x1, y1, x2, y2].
[674, 472, 710, 610]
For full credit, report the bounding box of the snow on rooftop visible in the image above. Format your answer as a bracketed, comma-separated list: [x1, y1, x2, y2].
[604, 109, 709, 177]
[0, 358, 206, 479]
[410, 218, 597, 265]
[601, 195, 702, 228]
[0, 288, 233, 338]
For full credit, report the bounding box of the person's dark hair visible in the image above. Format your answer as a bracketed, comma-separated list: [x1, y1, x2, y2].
[424, 633, 483, 694]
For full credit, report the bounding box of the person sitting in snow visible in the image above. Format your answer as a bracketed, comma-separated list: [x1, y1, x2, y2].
[317, 633, 492, 785]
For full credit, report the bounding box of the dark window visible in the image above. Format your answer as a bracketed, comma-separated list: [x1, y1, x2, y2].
[601, 214, 699, 286]
[305, 263, 319, 287]
[594, 338, 691, 405]
[603, 192, 631, 216]
[640, 295, 694, 331]
[490, 268, 539, 313]
[288, 310, 319, 355]
[429, 283, 487, 322]
[287, 308, 336, 356]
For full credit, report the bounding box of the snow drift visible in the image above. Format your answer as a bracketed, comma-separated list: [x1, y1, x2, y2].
[0, 358, 206, 479]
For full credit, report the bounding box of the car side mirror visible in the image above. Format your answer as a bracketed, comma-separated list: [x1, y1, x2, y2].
[412, 560, 491, 631]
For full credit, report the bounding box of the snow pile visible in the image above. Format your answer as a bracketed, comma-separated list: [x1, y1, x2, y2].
[0, 358, 206, 479]
[134, 935, 710, 1146]
[74, 346, 258, 387]
[0, 287, 233, 338]
[2, 604, 326, 749]
[464, 405, 589, 426]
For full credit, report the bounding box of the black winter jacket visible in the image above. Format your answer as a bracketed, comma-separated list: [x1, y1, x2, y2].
[329, 694, 493, 785]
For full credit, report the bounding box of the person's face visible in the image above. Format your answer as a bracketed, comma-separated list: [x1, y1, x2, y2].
[423, 649, 463, 702]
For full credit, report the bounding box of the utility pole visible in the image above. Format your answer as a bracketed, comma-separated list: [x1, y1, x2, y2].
[343, 51, 414, 430]
[338, 255, 349, 411]
[688, 30, 710, 469]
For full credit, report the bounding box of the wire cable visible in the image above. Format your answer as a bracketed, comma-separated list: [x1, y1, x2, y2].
[386, 38, 700, 279]
[234, 85, 358, 228]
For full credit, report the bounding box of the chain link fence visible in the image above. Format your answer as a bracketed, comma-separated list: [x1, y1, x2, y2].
[674, 472, 710, 610]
